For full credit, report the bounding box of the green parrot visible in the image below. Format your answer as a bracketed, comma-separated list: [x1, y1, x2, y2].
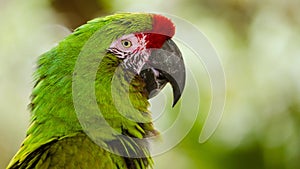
[7, 13, 185, 169]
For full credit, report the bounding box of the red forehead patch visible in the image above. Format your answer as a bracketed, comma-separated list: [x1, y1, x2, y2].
[151, 14, 175, 38]
[136, 14, 175, 49]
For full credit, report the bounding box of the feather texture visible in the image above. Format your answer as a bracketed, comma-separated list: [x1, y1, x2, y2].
[7, 13, 159, 169]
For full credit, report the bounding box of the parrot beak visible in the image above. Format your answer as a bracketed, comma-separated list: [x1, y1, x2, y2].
[140, 39, 186, 107]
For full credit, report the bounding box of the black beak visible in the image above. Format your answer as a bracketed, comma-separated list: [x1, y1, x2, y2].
[140, 39, 186, 107]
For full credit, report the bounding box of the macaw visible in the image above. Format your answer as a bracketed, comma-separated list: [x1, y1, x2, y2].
[7, 13, 185, 169]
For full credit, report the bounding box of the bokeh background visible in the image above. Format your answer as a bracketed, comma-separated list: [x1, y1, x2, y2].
[1, 0, 300, 168]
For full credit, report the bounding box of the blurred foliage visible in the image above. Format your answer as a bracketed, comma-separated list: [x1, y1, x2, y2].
[1, 0, 300, 169]
[189, 0, 258, 40]
[50, 0, 112, 29]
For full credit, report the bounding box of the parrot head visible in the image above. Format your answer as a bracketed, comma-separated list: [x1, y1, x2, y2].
[107, 14, 185, 106]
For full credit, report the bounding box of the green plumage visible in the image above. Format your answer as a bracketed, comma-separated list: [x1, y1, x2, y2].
[7, 13, 158, 169]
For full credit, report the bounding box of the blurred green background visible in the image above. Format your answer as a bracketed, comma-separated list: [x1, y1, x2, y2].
[1, 0, 300, 168]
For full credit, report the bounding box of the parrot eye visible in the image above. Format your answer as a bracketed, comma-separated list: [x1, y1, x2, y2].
[121, 40, 132, 48]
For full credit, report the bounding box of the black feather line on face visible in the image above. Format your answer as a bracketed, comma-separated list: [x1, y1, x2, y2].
[107, 33, 150, 75]
[107, 47, 132, 59]
[107, 47, 150, 75]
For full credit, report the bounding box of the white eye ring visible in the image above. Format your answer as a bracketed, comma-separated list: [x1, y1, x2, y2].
[121, 39, 132, 48]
